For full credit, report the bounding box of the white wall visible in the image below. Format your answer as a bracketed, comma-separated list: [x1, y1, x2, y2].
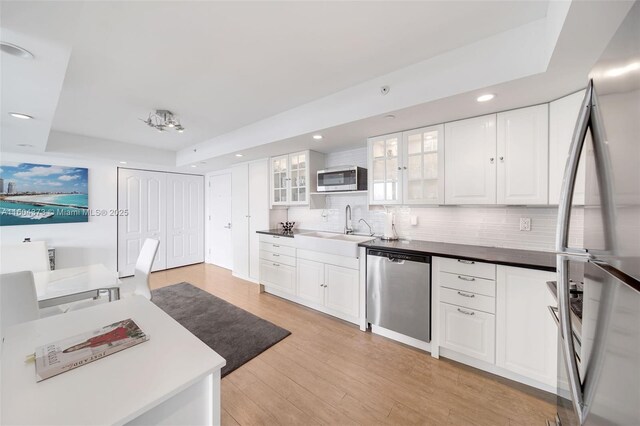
[287, 148, 584, 252]
[0, 152, 119, 270]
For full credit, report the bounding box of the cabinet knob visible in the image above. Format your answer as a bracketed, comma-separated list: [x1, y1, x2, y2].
[397, 167, 402, 171]
[489, 158, 495, 164]
[403, 166, 407, 170]
[499, 156, 504, 161]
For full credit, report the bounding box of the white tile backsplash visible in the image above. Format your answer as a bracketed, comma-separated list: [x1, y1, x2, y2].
[286, 147, 584, 252]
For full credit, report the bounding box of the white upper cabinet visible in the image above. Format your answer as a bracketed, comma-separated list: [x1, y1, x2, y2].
[368, 133, 402, 205]
[270, 150, 324, 207]
[402, 125, 445, 205]
[496, 104, 549, 205]
[549, 90, 587, 205]
[368, 126, 444, 206]
[271, 154, 290, 206]
[444, 114, 497, 205]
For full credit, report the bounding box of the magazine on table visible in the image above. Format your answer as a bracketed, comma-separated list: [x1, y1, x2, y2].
[35, 318, 149, 382]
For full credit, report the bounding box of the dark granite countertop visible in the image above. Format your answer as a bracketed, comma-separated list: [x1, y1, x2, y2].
[358, 238, 557, 272]
[256, 229, 317, 238]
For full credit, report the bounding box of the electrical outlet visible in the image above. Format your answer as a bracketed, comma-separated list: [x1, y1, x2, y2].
[519, 217, 531, 231]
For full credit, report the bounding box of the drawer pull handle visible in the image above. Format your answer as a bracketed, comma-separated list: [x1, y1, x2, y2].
[457, 291, 475, 298]
[457, 308, 475, 316]
[273, 244, 280, 248]
[457, 259, 475, 265]
[457, 275, 475, 282]
[273, 254, 280, 257]
[273, 263, 280, 267]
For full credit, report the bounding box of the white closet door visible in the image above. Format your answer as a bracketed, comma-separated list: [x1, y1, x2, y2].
[166, 174, 205, 269]
[248, 160, 269, 281]
[117, 169, 166, 277]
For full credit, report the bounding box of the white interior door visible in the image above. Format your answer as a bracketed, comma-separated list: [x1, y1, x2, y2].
[208, 173, 233, 270]
[117, 169, 166, 277]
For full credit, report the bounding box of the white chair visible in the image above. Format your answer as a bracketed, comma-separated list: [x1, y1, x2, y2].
[0, 271, 39, 335]
[0, 241, 49, 274]
[67, 239, 159, 312]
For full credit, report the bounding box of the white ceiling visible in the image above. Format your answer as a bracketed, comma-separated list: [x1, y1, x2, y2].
[0, 0, 634, 173]
[8, 1, 547, 152]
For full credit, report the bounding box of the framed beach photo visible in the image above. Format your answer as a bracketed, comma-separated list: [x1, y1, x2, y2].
[0, 162, 89, 226]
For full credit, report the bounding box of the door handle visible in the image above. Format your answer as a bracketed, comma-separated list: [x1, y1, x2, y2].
[223, 222, 231, 229]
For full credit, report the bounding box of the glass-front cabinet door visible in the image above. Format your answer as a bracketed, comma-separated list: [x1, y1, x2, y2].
[288, 151, 307, 205]
[368, 133, 402, 205]
[402, 124, 445, 204]
[271, 154, 289, 206]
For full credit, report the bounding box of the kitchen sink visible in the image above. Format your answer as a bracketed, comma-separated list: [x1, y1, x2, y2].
[296, 231, 375, 257]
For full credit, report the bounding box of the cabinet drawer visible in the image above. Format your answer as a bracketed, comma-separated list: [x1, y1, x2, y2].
[259, 259, 295, 293]
[259, 242, 296, 257]
[439, 271, 496, 297]
[440, 287, 495, 314]
[259, 234, 296, 247]
[439, 257, 496, 280]
[439, 302, 495, 364]
[260, 251, 296, 267]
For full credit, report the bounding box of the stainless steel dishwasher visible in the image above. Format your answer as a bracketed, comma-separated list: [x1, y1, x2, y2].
[366, 249, 431, 342]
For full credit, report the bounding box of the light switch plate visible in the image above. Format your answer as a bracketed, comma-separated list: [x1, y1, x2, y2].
[519, 217, 531, 231]
[410, 215, 418, 226]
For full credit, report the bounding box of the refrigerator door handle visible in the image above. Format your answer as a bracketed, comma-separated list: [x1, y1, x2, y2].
[557, 256, 587, 424]
[555, 82, 592, 255]
[555, 82, 592, 424]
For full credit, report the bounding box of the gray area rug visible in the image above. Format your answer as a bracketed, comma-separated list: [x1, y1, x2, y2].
[151, 282, 290, 377]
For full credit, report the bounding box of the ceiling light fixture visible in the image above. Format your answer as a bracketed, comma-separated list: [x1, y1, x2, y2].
[9, 112, 33, 120]
[140, 110, 185, 133]
[476, 94, 495, 103]
[312, 134, 323, 140]
[16, 143, 34, 148]
[604, 62, 640, 78]
[119, 161, 128, 165]
[235, 154, 244, 157]
[0, 42, 34, 59]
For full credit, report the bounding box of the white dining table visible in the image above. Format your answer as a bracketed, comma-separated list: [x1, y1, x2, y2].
[1, 295, 226, 425]
[34, 264, 122, 308]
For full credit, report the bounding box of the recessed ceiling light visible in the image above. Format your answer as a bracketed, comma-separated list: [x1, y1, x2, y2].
[0, 42, 34, 59]
[16, 143, 34, 148]
[190, 165, 197, 168]
[235, 154, 244, 157]
[312, 134, 323, 140]
[9, 112, 33, 120]
[119, 161, 127, 165]
[476, 94, 495, 103]
[385, 114, 396, 120]
[604, 62, 640, 78]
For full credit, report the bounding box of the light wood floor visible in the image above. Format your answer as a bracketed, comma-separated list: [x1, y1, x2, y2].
[150, 263, 555, 426]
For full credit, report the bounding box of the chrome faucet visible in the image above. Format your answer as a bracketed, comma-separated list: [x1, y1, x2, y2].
[345, 204, 353, 234]
[359, 218, 374, 236]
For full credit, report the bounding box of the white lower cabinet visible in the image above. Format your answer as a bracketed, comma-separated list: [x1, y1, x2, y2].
[435, 257, 558, 393]
[324, 264, 359, 318]
[496, 266, 557, 387]
[296, 258, 359, 321]
[296, 258, 325, 304]
[439, 303, 496, 364]
[259, 259, 296, 294]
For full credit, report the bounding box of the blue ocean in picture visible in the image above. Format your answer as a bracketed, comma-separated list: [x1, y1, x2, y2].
[0, 162, 89, 226]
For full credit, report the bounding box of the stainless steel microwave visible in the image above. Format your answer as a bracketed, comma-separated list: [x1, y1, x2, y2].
[317, 166, 367, 192]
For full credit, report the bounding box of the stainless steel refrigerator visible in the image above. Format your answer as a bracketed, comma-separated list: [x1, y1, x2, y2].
[552, 2, 640, 425]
